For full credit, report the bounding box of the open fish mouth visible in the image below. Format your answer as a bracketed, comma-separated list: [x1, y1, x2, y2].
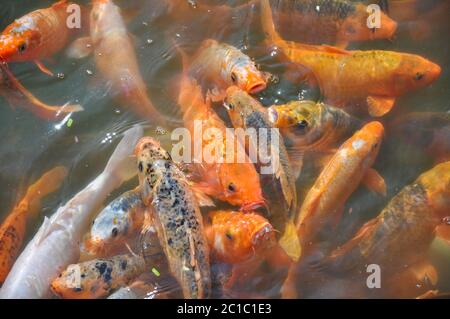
[240, 199, 268, 212]
[247, 82, 267, 94]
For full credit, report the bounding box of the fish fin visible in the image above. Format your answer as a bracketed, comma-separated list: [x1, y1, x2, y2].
[66, 37, 93, 59]
[410, 260, 438, 287]
[335, 40, 349, 49]
[26, 166, 68, 217]
[287, 148, 304, 180]
[367, 95, 395, 117]
[191, 184, 215, 207]
[362, 168, 387, 196]
[34, 216, 52, 246]
[52, 0, 68, 9]
[103, 125, 144, 184]
[416, 290, 440, 299]
[278, 220, 301, 262]
[0, 64, 83, 120]
[281, 266, 299, 299]
[34, 60, 54, 77]
[260, 0, 284, 46]
[435, 225, 450, 244]
[320, 45, 352, 55]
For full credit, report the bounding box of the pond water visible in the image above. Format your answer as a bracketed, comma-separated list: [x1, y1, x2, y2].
[0, 0, 449, 298]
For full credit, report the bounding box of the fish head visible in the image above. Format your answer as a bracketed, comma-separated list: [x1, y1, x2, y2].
[0, 18, 41, 62]
[393, 55, 441, 94]
[85, 207, 131, 255]
[217, 162, 265, 209]
[228, 63, 268, 94]
[418, 161, 450, 218]
[350, 121, 384, 164]
[268, 100, 319, 131]
[90, 0, 122, 44]
[135, 137, 171, 203]
[340, 4, 397, 42]
[207, 211, 275, 263]
[223, 86, 257, 127]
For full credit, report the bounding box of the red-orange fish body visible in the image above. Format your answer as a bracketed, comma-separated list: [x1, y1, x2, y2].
[0, 1, 80, 62]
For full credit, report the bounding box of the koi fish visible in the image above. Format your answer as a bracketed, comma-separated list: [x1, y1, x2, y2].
[0, 0, 83, 76]
[0, 63, 83, 120]
[205, 210, 276, 264]
[135, 137, 211, 299]
[51, 254, 146, 299]
[268, 100, 362, 177]
[0, 125, 143, 299]
[175, 51, 265, 210]
[281, 121, 385, 298]
[314, 161, 450, 276]
[0, 166, 67, 285]
[268, 0, 397, 48]
[391, 111, 450, 164]
[89, 0, 165, 124]
[84, 189, 145, 257]
[224, 86, 300, 261]
[185, 39, 270, 101]
[261, 0, 441, 117]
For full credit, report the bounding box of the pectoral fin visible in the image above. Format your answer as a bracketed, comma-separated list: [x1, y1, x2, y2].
[191, 184, 215, 207]
[362, 168, 387, 196]
[435, 225, 450, 244]
[287, 148, 304, 180]
[278, 220, 301, 262]
[66, 37, 93, 59]
[367, 96, 395, 117]
[34, 61, 54, 77]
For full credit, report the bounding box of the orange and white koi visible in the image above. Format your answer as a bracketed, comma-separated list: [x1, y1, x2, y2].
[51, 254, 146, 299]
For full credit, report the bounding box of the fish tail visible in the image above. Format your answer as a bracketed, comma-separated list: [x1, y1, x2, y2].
[103, 125, 144, 184]
[260, 0, 284, 45]
[278, 219, 301, 262]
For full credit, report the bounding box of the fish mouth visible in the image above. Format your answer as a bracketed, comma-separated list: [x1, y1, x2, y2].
[240, 199, 267, 212]
[247, 82, 266, 94]
[252, 224, 275, 247]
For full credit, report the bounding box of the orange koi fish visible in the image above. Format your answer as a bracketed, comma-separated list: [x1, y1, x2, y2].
[296, 121, 385, 254]
[51, 254, 146, 299]
[205, 210, 276, 264]
[0, 166, 67, 284]
[0, 63, 83, 120]
[175, 49, 265, 210]
[268, 0, 397, 48]
[89, 0, 165, 124]
[0, 1, 83, 75]
[186, 39, 270, 101]
[313, 161, 450, 277]
[261, 0, 441, 117]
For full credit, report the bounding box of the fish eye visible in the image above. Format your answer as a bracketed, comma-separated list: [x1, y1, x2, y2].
[346, 25, 355, 34]
[296, 120, 308, 129]
[415, 72, 425, 80]
[227, 183, 237, 192]
[231, 72, 238, 84]
[18, 42, 27, 53]
[138, 162, 144, 172]
[111, 227, 119, 238]
[225, 231, 233, 241]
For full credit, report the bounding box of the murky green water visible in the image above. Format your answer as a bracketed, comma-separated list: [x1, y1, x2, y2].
[0, 0, 449, 298]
